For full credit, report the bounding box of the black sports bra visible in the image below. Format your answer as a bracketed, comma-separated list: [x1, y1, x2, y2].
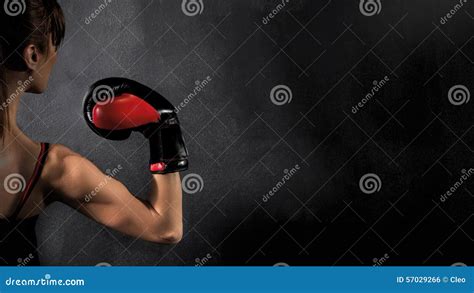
[0, 143, 49, 266]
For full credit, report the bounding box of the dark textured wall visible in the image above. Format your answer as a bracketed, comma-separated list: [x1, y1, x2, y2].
[18, 0, 473, 265]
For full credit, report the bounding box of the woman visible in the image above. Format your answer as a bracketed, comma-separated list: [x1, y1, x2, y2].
[0, 0, 184, 266]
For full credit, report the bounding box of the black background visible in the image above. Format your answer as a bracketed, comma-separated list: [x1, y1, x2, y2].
[18, 0, 473, 265]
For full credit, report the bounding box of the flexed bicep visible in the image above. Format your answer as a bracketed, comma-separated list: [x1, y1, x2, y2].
[42, 144, 182, 244]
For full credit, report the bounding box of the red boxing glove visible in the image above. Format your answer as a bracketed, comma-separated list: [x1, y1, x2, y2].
[83, 78, 189, 174]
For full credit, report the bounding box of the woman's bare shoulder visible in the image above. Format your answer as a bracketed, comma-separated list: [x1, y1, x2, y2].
[42, 144, 86, 192]
[47, 144, 81, 159]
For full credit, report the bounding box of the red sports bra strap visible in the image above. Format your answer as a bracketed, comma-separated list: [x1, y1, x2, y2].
[11, 143, 50, 220]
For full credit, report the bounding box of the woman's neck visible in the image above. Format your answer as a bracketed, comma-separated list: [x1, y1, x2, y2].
[4, 71, 29, 136]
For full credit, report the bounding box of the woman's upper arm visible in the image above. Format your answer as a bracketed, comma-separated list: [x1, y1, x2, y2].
[41, 145, 174, 243]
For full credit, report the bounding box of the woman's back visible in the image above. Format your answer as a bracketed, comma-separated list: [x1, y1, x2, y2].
[0, 136, 49, 266]
[0, 135, 47, 219]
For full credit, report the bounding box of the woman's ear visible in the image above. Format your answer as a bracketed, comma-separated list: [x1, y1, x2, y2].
[23, 44, 41, 71]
